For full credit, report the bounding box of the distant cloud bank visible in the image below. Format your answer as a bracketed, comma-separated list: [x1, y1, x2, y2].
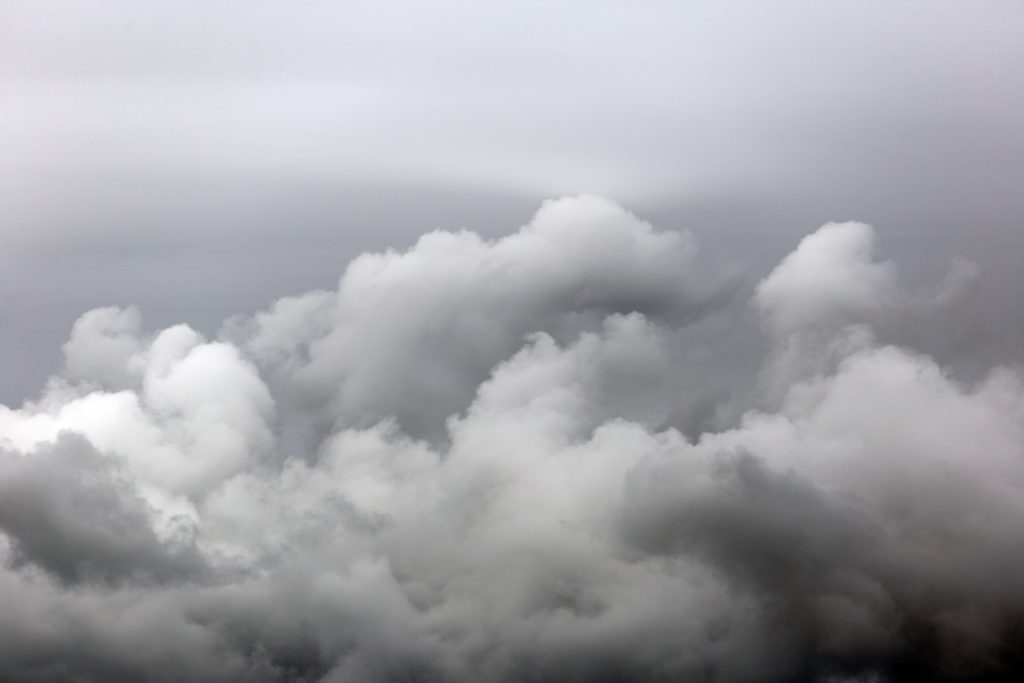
[0, 197, 1020, 682]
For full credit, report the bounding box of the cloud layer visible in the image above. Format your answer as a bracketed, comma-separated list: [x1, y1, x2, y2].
[1, 197, 1022, 682]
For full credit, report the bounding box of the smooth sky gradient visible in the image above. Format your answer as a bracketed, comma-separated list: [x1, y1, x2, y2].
[3, 0, 1023, 404]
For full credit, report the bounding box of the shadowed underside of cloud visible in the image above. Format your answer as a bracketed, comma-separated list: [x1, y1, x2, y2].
[0, 196, 1022, 682]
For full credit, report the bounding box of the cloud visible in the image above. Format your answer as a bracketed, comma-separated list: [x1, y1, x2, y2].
[0, 196, 1022, 681]
[754, 222, 897, 337]
[0, 433, 205, 586]
[234, 194, 716, 443]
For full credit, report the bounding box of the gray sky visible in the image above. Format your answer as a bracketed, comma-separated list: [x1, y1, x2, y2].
[3, 0, 1023, 403]
[2, 4, 1024, 681]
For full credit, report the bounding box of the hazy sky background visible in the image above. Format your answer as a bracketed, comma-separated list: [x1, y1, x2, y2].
[3, 0, 1023, 404]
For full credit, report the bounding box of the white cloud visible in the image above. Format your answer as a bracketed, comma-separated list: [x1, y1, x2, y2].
[755, 222, 896, 337]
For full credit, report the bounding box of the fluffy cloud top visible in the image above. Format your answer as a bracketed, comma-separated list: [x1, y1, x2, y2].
[755, 222, 896, 336]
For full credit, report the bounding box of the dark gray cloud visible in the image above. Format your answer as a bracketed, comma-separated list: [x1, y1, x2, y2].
[0, 433, 205, 586]
[2, 198, 1024, 682]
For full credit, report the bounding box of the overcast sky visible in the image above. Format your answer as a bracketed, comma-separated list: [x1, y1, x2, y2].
[4, 0, 1023, 403]
[2, 2, 1024, 682]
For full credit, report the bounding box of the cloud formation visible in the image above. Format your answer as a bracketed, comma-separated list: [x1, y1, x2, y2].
[1, 197, 1022, 682]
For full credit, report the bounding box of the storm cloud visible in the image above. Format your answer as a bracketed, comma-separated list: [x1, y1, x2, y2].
[3, 1, 1024, 680]
[1, 196, 1023, 682]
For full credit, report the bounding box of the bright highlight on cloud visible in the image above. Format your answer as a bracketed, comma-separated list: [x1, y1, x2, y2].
[1, 197, 1022, 682]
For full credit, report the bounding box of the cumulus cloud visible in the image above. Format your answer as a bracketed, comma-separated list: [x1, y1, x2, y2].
[755, 222, 897, 337]
[0, 197, 1021, 682]
[232, 195, 721, 444]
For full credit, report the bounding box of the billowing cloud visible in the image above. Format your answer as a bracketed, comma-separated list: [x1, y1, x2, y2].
[1, 197, 1022, 682]
[754, 222, 896, 337]
[234, 195, 719, 443]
